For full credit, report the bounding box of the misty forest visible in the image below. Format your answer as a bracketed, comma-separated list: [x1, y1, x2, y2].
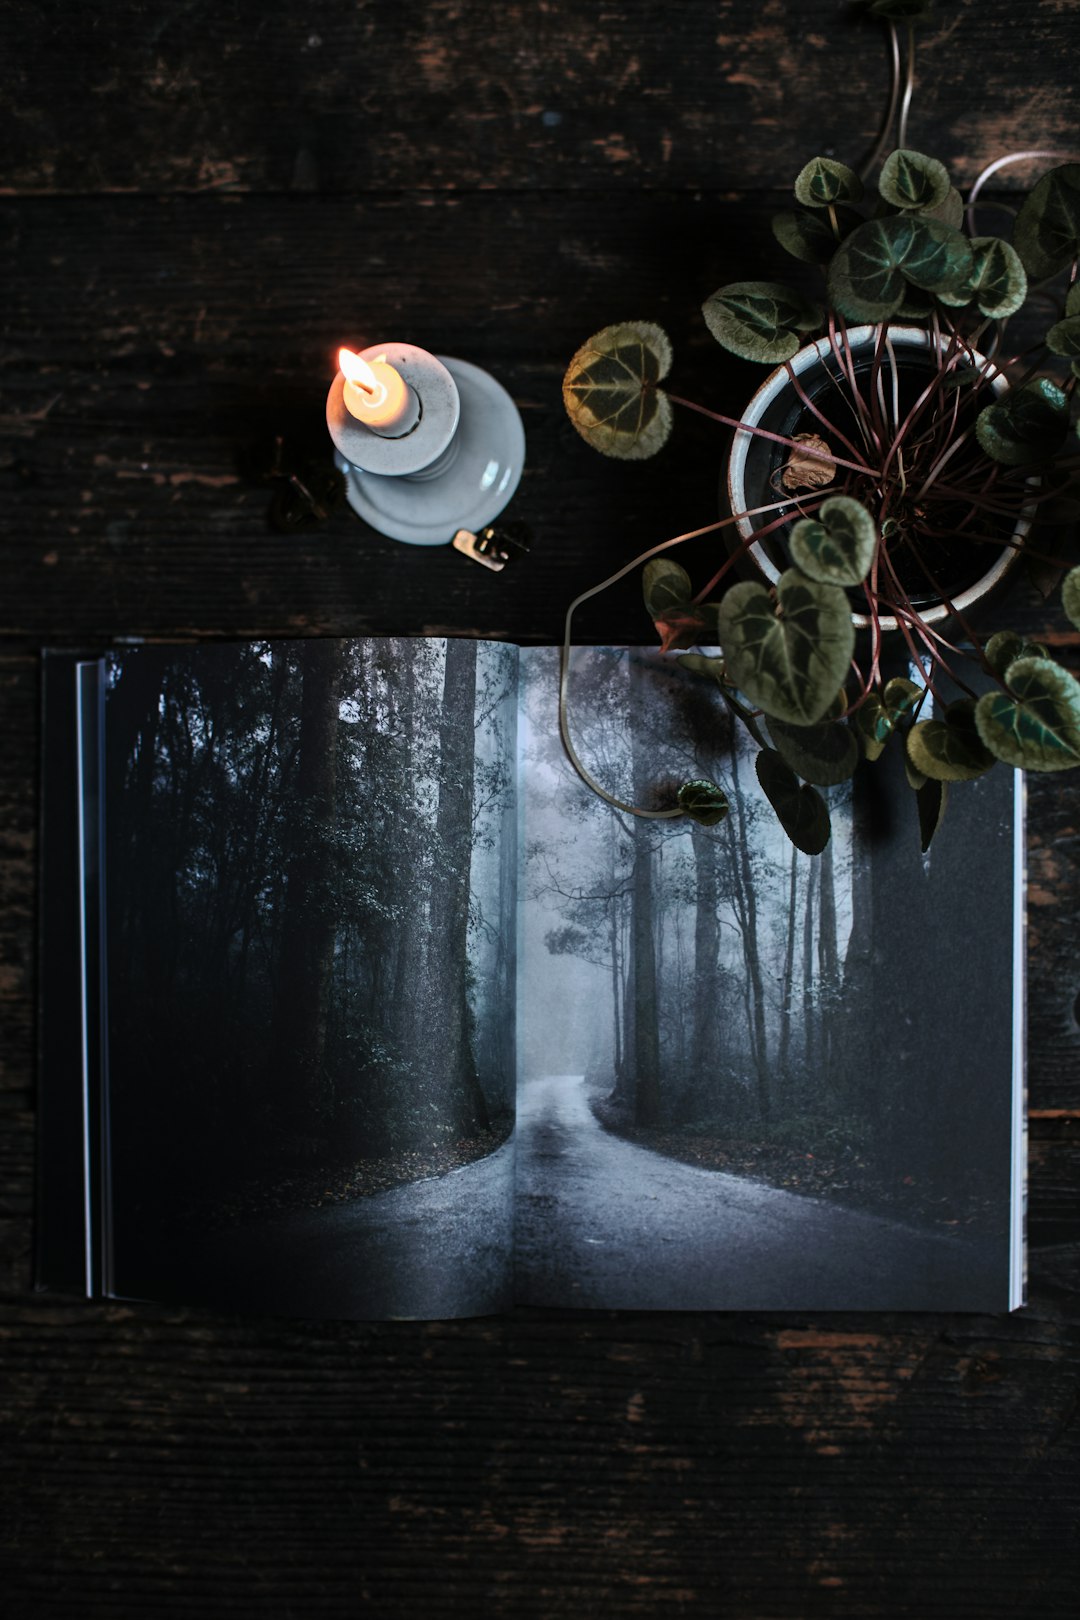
[96, 635, 1015, 1313]
[519, 647, 1014, 1238]
[104, 637, 518, 1288]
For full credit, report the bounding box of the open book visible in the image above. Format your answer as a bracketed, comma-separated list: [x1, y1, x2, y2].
[38, 638, 1025, 1315]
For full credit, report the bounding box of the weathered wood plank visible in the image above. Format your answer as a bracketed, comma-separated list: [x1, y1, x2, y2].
[2, 0, 1076, 196]
[3, 190, 1076, 649]
[0, 1303, 1077, 1617]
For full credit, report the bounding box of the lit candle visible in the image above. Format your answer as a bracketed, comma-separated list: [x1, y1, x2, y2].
[338, 347, 420, 437]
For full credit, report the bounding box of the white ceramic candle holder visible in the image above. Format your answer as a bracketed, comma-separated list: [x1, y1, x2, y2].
[326, 342, 525, 546]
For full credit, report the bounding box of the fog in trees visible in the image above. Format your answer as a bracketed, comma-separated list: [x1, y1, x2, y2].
[104, 638, 518, 1298]
[518, 647, 1013, 1231]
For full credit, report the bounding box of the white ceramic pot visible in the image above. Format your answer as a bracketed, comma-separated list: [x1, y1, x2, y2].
[725, 324, 1032, 632]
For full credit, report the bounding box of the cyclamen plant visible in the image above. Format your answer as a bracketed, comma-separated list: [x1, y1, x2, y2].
[560, 7, 1080, 853]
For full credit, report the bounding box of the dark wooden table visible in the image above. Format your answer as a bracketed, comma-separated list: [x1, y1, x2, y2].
[3, 2, 1079, 1612]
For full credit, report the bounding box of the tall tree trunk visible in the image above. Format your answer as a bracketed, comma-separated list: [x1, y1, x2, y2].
[629, 667, 661, 1127]
[728, 742, 771, 1123]
[690, 824, 722, 1083]
[271, 641, 344, 1136]
[428, 639, 490, 1135]
[777, 843, 799, 1078]
[817, 835, 839, 1079]
[802, 855, 818, 1075]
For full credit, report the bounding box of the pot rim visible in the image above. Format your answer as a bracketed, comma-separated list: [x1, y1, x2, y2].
[725, 323, 1034, 632]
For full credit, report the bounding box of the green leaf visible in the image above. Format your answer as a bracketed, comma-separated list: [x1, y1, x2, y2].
[1062, 567, 1080, 631]
[766, 715, 859, 785]
[677, 651, 726, 682]
[642, 558, 692, 619]
[717, 568, 855, 726]
[854, 677, 921, 759]
[915, 777, 948, 852]
[854, 696, 888, 760]
[922, 185, 964, 230]
[906, 700, 997, 782]
[1014, 164, 1080, 280]
[1067, 282, 1080, 318]
[562, 321, 674, 460]
[677, 779, 730, 827]
[975, 656, 1080, 771]
[1047, 314, 1080, 360]
[772, 206, 860, 265]
[827, 215, 974, 322]
[984, 630, 1049, 676]
[879, 148, 951, 213]
[967, 237, 1028, 319]
[883, 676, 923, 717]
[789, 495, 877, 587]
[976, 377, 1069, 466]
[702, 281, 821, 365]
[794, 157, 864, 209]
[755, 749, 831, 854]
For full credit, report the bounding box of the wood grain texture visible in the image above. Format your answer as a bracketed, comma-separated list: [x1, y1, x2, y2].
[3, 0, 1077, 196]
[3, 0, 1080, 1612]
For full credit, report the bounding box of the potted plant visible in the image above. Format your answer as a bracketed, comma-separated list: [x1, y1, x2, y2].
[560, 8, 1080, 852]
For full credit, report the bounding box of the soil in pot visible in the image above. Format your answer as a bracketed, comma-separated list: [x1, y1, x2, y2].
[733, 336, 1021, 615]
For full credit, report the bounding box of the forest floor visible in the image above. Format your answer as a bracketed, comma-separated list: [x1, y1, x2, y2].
[590, 1094, 1005, 1238]
[196, 1115, 515, 1227]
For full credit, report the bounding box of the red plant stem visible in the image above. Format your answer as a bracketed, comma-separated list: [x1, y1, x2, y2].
[666, 392, 871, 477]
[690, 503, 812, 604]
[779, 358, 870, 467]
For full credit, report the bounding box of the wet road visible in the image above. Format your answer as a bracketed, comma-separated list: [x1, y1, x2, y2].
[514, 1074, 1006, 1311]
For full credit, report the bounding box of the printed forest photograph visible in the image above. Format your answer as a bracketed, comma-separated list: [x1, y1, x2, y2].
[514, 647, 1019, 1311]
[100, 637, 519, 1319]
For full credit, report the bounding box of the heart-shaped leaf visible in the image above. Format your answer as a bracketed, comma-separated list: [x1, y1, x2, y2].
[828, 215, 974, 322]
[853, 676, 922, 759]
[789, 495, 876, 586]
[915, 777, 948, 852]
[755, 749, 831, 853]
[906, 700, 997, 782]
[879, 148, 952, 213]
[718, 568, 855, 726]
[794, 157, 864, 208]
[781, 433, 837, 492]
[922, 185, 964, 229]
[975, 656, 1080, 771]
[1014, 164, 1080, 280]
[984, 630, 1049, 676]
[772, 206, 860, 265]
[1062, 567, 1080, 632]
[966, 237, 1028, 319]
[677, 651, 726, 682]
[642, 558, 692, 619]
[976, 378, 1069, 466]
[1047, 314, 1080, 361]
[702, 281, 821, 365]
[757, 748, 835, 855]
[562, 321, 674, 460]
[883, 676, 923, 717]
[677, 779, 730, 827]
[766, 715, 859, 785]
[1068, 282, 1080, 318]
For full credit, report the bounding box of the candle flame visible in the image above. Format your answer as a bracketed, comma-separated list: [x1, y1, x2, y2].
[338, 348, 377, 394]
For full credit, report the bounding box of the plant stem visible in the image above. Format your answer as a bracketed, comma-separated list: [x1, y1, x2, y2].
[666, 392, 872, 477]
[859, 21, 902, 182]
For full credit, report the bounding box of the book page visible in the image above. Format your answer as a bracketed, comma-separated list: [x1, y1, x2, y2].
[99, 638, 518, 1319]
[514, 647, 1021, 1311]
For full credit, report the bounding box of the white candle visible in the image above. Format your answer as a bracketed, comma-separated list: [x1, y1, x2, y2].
[338, 347, 420, 437]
